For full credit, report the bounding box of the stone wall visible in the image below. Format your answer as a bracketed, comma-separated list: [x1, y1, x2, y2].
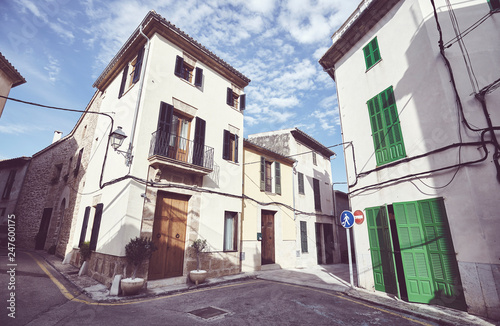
[15, 92, 101, 258]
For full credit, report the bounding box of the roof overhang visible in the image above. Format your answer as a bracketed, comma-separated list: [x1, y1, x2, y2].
[93, 11, 250, 91]
[244, 139, 296, 166]
[319, 0, 401, 78]
[0, 52, 26, 87]
[290, 128, 335, 158]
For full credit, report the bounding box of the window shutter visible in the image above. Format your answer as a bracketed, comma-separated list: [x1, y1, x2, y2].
[194, 67, 203, 87]
[364, 37, 381, 70]
[275, 162, 281, 195]
[118, 65, 128, 98]
[226, 87, 234, 106]
[89, 203, 104, 251]
[174, 55, 184, 77]
[260, 157, 265, 191]
[79, 206, 91, 247]
[300, 221, 308, 253]
[240, 94, 246, 110]
[223, 129, 230, 160]
[234, 134, 239, 163]
[298, 172, 304, 194]
[155, 102, 174, 156]
[313, 178, 321, 211]
[132, 46, 144, 83]
[488, 0, 500, 10]
[193, 117, 206, 166]
[74, 148, 83, 176]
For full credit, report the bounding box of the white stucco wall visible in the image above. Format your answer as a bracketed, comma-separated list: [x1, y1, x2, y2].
[332, 0, 500, 318]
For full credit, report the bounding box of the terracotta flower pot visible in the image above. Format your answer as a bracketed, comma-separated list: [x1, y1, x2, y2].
[189, 270, 208, 285]
[120, 277, 145, 295]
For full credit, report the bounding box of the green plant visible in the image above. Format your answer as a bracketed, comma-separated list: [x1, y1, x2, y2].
[191, 239, 207, 271]
[125, 237, 157, 279]
[79, 241, 91, 262]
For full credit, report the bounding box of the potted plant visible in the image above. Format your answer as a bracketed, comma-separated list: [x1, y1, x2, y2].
[121, 237, 157, 296]
[189, 239, 208, 285]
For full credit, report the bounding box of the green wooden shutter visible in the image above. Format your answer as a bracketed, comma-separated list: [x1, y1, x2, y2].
[118, 65, 128, 98]
[223, 130, 230, 160]
[367, 86, 406, 166]
[298, 172, 304, 194]
[174, 56, 184, 77]
[275, 162, 281, 195]
[313, 178, 321, 211]
[260, 157, 265, 191]
[363, 37, 381, 70]
[89, 203, 104, 251]
[419, 198, 466, 310]
[488, 0, 500, 10]
[393, 202, 434, 303]
[78, 206, 91, 247]
[132, 46, 144, 83]
[194, 67, 203, 87]
[366, 206, 399, 296]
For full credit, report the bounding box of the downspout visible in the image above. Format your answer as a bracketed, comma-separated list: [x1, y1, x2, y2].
[127, 24, 151, 170]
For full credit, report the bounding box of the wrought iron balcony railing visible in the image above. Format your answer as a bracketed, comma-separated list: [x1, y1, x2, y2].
[149, 131, 214, 171]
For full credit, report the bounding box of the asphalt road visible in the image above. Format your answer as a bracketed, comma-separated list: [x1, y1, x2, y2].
[0, 250, 439, 326]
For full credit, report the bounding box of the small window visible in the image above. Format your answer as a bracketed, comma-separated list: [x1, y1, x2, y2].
[226, 87, 246, 110]
[488, 0, 500, 10]
[363, 37, 381, 70]
[118, 47, 145, 98]
[224, 211, 238, 251]
[260, 157, 281, 195]
[2, 170, 16, 199]
[223, 130, 239, 163]
[300, 221, 308, 253]
[74, 148, 84, 176]
[298, 172, 305, 195]
[174, 55, 203, 87]
[312, 152, 317, 166]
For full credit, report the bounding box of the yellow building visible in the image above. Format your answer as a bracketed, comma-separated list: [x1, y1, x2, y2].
[242, 139, 296, 271]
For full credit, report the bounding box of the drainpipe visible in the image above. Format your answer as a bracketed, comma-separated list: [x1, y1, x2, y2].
[126, 24, 151, 170]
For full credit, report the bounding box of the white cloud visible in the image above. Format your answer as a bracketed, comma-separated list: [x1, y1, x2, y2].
[0, 123, 30, 135]
[44, 55, 61, 83]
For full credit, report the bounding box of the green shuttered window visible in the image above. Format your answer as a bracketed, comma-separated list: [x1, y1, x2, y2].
[367, 86, 406, 166]
[363, 37, 381, 70]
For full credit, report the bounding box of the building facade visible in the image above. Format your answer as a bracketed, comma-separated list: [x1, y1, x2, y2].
[241, 139, 296, 272]
[248, 128, 340, 268]
[0, 52, 26, 118]
[69, 11, 250, 286]
[320, 0, 500, 319]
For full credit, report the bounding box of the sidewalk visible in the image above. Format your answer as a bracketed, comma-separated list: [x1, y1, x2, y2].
[38, 250, 495, 326]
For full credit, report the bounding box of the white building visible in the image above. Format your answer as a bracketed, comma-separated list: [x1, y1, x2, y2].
[68, 11, 249, 286]
[320, 0, 500, 319]
[0, 52, 25, 118]
[248, 128, 339, 267]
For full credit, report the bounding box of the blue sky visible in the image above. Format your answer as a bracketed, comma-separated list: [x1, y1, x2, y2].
[0, 0, 358, 192]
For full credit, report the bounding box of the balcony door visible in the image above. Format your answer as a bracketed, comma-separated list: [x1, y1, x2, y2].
[169, 113, 191, 162]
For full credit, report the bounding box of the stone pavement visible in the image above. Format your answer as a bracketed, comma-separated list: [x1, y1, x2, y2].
[35, 250, 496, 326]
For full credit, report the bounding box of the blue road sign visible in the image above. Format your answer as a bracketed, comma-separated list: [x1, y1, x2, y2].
[340, 210, 355, 229]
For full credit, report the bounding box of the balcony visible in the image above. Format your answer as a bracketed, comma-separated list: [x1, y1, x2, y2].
[148, 131, 214, 175]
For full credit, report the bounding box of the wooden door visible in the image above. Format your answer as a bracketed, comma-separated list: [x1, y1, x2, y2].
[149, 192, 189, 280]
[35, 208, 53, 250]
[261, 210, 275, 265]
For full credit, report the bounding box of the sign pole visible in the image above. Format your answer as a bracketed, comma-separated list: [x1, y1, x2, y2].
[346, 227, 354, 287]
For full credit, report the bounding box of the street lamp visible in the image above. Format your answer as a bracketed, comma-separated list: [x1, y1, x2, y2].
[110, 126, 127, 150]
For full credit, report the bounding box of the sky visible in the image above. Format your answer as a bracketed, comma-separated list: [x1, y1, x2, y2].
[0, 0, 359, 192]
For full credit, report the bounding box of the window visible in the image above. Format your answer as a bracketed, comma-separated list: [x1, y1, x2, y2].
[488, 0, 500, 10]
[74, 148, 84, 176]
[118, 46, 145, 98]
[312, 152, 317, 166]
[223, 130, 239, 163]
[300, 221, 308, 253]
[298, 172, 305, 195]
[363, 37, 381, 70]
[2, 170, 16, 199]
[313, 178, 321, 211]
[226, 87, 246, 110]
[79, 206, 91, 247]
[51, 164, 63, 184]
[224, 211, 238, 251]
[367, 86, 406, 166]
[260, 157, 281, 195]
[174, 55, 203, 87]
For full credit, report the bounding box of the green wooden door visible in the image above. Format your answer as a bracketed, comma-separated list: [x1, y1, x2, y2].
[419, 199, 466, 310]
[366, 206, 399, 297]
[393, 202, 434, 303]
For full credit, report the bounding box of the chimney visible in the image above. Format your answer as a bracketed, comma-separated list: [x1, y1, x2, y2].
[52, 131, 63, 143]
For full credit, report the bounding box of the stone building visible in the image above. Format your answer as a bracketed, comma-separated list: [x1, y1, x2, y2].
[15, 93, 100, 258]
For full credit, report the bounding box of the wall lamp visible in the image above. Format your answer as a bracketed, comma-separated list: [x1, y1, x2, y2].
[109, 126, 133, 166]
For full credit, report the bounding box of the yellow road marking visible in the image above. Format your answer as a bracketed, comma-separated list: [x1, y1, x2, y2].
[26, 251, 434, 324]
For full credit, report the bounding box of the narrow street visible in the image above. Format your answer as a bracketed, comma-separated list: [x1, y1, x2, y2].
[0, 250, 439, 326]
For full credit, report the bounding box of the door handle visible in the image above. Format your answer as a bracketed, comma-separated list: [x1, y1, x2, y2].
[156, 233, 161, 238]
[176, 233, 180, 239]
